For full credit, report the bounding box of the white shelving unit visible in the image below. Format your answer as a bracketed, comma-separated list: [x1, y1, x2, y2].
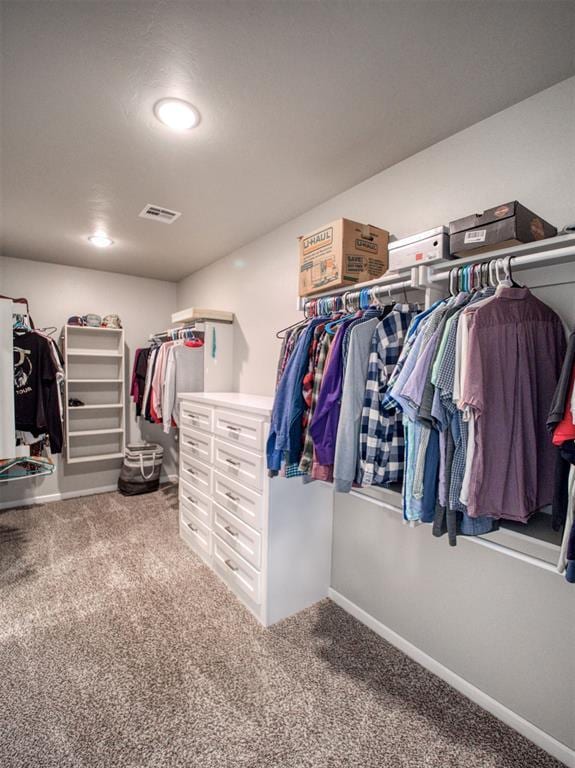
[62, 325, 126, 464]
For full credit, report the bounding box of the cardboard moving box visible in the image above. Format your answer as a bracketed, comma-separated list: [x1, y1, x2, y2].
[299, 218, 389, 297]
[449, 201, 557, 257]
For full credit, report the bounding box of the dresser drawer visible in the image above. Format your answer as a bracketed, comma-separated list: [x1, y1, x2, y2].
[180, 401, 214, 434]
[213, 409, 265, 453]
[180, 508, 211, 561]
[179, 478, 211, 527]
[213, 471, 263, 531]
[213, 439, 264, 492]
[181, 426, 213, 467]
[213, 534, 261, 605]
[180, 453, 212, 497]
[213, 501, 261, 569]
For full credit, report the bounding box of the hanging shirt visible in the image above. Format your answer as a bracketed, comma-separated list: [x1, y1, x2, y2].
[151, 341, 175, 420]
[309, 317, 358, 467]
[163, 343, 204, 432]
[13, 330, 63, 453]
[142, 346, 159, 421]
[460, 286, 566, 522]
[551, 368, 575, 446]
[432, 291, 495, 537]
[131, 348, 150, 417]
[334, 316, 380, 492]
[299, 324, 331, 474]
[547, 330, 575, 432]
[267, 319, 324, 473]
[359, 305, 417, 487]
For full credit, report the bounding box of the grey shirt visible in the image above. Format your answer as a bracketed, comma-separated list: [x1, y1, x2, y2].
[547, 330, 575, 431]
[334, 317, 379, 493]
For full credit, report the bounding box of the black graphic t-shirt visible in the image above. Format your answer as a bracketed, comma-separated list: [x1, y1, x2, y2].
[13, 331, 63, 452]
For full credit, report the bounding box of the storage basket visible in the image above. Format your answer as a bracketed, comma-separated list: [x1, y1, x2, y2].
[118, 443, 164, 496]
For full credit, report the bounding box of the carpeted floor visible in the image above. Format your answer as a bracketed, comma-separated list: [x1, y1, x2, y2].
[0, 487, 563, 768]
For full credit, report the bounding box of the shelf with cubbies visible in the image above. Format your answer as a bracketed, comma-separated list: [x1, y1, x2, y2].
[63, 325, 126, 464]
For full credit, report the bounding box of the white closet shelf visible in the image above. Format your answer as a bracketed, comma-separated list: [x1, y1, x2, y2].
[66, 350, 122, 357]
[69, 428, 124, 437]
[66, 452, 124, 464]
[68, 403, 123, 410]
[68, 378, 123, 383]
[297, 233, 575, 310]
[63, 325, 126, 465]
[66, 325, 123, 333]
[428, 232, 575, 281]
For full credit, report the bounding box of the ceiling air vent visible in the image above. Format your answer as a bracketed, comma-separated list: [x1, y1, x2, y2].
[139, 204, 182, 224]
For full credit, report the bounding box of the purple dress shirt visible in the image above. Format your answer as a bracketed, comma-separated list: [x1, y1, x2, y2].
[461, 287, 566, 522]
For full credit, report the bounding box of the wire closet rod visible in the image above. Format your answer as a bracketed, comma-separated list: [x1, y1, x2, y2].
[430, 243, 575, 283]
[302, 277, 414, 316]
[349, 490, 561, 576]
[149, 321, 205, 342]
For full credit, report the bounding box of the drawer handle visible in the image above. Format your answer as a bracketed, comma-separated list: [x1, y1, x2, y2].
[188, 414, 200, 423]
[224, 491, 240, 503]
[186, 495, 198, 505]
[226, 425, 241, 432]
[186, 468, 196, 477]
[224, 524, 239, 537]
[225, 558, 239, 572]
[225, 458, 240, 467]
[185, 440, 198, 448]
[187, 522, 198, 533]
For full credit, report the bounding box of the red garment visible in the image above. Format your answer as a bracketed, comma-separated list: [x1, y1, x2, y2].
[552, 367, 575, 446]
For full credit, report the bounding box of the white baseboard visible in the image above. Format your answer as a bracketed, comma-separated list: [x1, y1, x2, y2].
[0, 484, 119, 511]
[0, 476, 179, 511]
[329, 588, 574, 768]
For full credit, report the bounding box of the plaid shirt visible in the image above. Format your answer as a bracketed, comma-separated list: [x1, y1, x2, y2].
[359, 306, 418, 486]
[282, 323, 327, 477]
[275, 324, 306, 390]
[299, 329, 334, 474]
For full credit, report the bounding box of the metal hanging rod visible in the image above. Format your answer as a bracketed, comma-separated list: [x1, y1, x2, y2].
[297, 234, 575, 311]
[149, 322, 205, 342]
[429, 236, 575, 283]
[302, 278, 415, 317]
[299, 266, 425, 313]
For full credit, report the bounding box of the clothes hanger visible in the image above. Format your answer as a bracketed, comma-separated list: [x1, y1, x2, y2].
[502, 254, 520, 286]
[480, 262, 489, 289]
[449, 267, 458, 297]
[496, 257, 513, 288]
[0, 455, 55, 482]
[13, 314, 32, 332]
[473, 263, 482, 291]
[276, 317, 309, 339]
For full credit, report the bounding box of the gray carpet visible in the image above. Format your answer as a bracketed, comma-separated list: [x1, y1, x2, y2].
[0, 486, 563, 768]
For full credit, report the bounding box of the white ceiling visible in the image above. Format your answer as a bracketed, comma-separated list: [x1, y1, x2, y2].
[1, 1, 574, 282]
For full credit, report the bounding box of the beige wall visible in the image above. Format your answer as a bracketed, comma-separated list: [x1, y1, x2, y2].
[0, 257, 178, 506]
[177, 76, 575, 394]
[175, 76, 575, 757]
[1, 76, 574, 755]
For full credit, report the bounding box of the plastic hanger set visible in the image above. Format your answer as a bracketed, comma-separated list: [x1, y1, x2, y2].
[448, 254, 518, 296]
[277, 282, 409, 339]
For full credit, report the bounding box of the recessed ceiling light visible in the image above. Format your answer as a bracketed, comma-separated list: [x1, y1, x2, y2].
[88, 234, 114, 248]
[154, 98, 200, 131]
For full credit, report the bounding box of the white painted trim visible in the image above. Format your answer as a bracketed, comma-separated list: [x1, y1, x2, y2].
[0, 483, 120, 511]
[0, 476, 179, 511]
[348, 488, 562, 576]
[329, 588, 574, 768]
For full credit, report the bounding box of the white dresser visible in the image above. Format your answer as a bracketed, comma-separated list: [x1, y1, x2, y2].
[177, 392, 333, 626]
